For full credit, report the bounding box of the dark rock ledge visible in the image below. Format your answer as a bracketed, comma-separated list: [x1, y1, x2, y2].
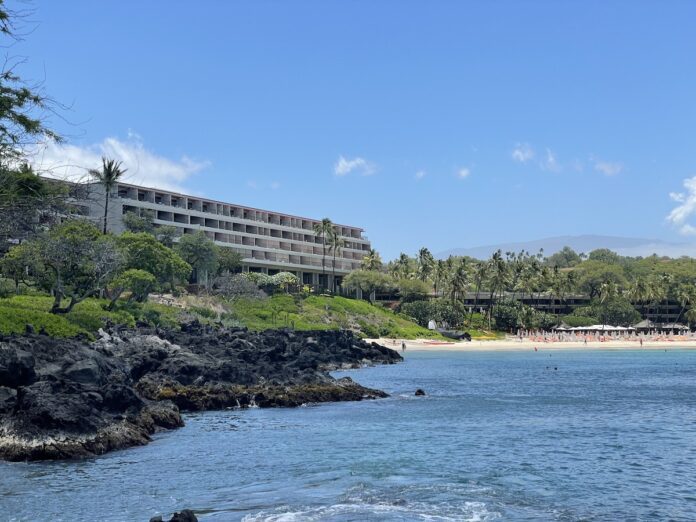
[0, 323, 401, 461]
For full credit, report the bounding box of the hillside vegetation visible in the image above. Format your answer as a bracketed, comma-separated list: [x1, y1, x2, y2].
[0, 292, 441, 340]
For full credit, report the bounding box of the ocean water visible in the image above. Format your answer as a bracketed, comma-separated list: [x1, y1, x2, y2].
[2, 349, 696, 521]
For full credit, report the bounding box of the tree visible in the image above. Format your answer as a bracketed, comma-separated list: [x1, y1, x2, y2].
[343, 270, 395, 302]
[433, 259, 449, 296]
[675, 283, 696, 324]
[416, 247, 434, 282]
[447, 259, 469, 304]
[89, 157, 127, 234]
[588, 296, 640, 326]
[487, 251, 509, 328]
[685, 307, 696, 328]
[217, 248, 243, 276]
[174, 231, 218, 288]
[0, 164, 69, 251]
[0, 3, 61, 160]
[117, 232, 191, 287]
[0, 241, 40, 293]
[588, 248, 621, 265]
[312, 217, 333, 286]
[328, 229, 345, 292]
[271, 271, 298, 293]
[122, 210, 155, 233]
[397, 278, 430, 303]
[107, 269, 157, 309]
[395, 253, 412, 279]
[546, 246, 582, 268]
[470, 261, 489, 321]
[361, 248, 382, 271]
[31, 221, 122, 313]
[156, 225, 178, 248]
[575, 260, 627, 298]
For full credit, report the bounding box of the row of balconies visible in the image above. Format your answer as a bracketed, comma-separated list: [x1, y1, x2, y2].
[139, 210, 368, 260]
[122, 202, 368, 254]
[116, 184, 364, 239]
[209, 243, 357, 272]
[170, 223, 363, 267]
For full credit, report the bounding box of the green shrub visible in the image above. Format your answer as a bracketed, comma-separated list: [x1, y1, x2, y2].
[0, 302, 86, 338]
[359, 322, 380, 338]
[562, 315, 598, 327]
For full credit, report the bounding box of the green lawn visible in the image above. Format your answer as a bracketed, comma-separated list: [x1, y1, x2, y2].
[227, 294, 442, 339]
[0, 295, 182, 338]
[0, 292, 446, 340]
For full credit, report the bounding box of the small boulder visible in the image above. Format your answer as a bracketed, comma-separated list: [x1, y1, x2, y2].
[0, 347, 36, 388]
[0, 386, 17, 413]
[415, 389, 426, 396]
[170, 510, 198, 522]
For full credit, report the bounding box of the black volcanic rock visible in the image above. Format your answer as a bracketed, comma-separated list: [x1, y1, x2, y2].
[0, 326, 401, 461]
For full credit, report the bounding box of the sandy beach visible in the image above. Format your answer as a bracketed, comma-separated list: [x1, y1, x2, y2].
[370, 337, 696, 352]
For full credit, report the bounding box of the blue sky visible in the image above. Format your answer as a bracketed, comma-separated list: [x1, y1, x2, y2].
[15, 1, 696, 259]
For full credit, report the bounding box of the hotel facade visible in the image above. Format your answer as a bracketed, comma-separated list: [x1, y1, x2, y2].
[79, 182, 371, 288]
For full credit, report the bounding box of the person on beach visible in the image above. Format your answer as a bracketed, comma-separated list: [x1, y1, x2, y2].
[640, 338, 643, 347]
[401, 340, 406, 352]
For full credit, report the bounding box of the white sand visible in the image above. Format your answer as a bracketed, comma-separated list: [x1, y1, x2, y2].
[369, 338, 696, 352]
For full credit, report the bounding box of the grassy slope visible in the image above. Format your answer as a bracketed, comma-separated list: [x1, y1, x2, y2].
[0, 295, 180, 339]
[227, 295, 442, 339]
[0, 293, 442, 340]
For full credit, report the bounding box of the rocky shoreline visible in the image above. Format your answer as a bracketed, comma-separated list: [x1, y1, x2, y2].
[0, 323, 401, 461]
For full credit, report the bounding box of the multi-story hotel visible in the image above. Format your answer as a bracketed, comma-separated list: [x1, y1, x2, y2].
[78, 182, 371, 288]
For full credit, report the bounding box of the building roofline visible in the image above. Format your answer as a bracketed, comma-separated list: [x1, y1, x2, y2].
[83, 180, 364, 232]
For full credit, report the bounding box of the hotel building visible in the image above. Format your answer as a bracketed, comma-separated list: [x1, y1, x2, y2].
[79, 182, 371, 288]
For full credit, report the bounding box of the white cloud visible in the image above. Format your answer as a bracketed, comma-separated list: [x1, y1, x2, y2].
[679, 224, 696, 236]
[541, 148, 561, 172]
[270, 181, 281, 190]
[457, 168, 470, 179]
[30, 135, 209, 193]
[593, 159, 623, 176]
[667, 176, 696, 235]
[512, 143, 534, 163]
[670, 192, 685, 203]
[415, 170, 426, 180]
[333, 155, 376, 177]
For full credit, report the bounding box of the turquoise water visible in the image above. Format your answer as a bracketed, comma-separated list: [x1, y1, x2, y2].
[2, 349, 696, 521]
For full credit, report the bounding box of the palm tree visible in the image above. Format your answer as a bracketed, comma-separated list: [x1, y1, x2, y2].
[447, 259, 469, 304]
[89, 157, 127, 234]
[685, 307, 696, 329]
[433, 259, 449, 296]
[675, 284, 695, 324]
[598, 279, 618, 325]
[470, 261, 489, 322]
[361, 248, 382, 271]
[416, 247, 434, 282]
[487, 251, 508, 329]
[396, 253, 411, 279]
[312, 217, 333, 288]
[328, 228, 345, 293]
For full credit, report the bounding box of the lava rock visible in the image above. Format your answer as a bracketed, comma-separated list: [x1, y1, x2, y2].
[0, 327, 401, 461]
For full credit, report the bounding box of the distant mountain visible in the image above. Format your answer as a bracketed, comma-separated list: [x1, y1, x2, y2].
[436, 235, 696, 260]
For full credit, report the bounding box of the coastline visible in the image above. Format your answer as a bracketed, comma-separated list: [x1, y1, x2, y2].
[369, 337, 696, 352]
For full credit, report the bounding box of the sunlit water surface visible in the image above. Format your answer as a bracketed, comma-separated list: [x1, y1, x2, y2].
[2, 349, 696, 521]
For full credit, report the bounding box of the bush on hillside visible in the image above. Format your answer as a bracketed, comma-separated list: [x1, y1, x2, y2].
[214, 273, 266, 299]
